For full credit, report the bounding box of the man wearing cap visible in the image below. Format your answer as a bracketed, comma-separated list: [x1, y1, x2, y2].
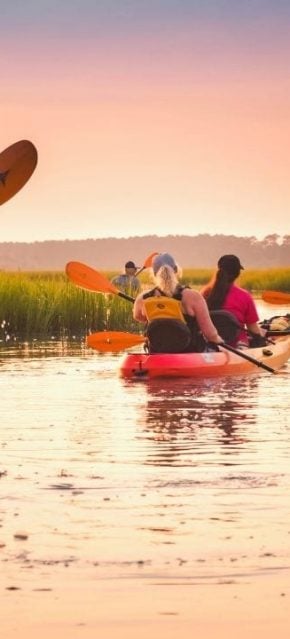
[201, 254, 267, 347]
[111, 260, 141, 296]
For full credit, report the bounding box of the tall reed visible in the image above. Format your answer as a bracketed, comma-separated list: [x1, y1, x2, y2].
[1, 268, 289, 342]
[0, 271, 139, 342]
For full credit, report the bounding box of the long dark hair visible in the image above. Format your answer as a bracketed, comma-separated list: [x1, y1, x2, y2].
[203, 266, 240, 310]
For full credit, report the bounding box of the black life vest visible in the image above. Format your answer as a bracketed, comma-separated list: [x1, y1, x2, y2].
[142, 286, 196, 353]
[142, 287, 242, 353]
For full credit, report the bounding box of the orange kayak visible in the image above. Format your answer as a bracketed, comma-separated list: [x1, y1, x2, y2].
[119, 336, 290, 379]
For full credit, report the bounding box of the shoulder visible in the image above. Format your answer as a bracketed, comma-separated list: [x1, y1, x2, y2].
[230, 285, 253, 300]
[181, 287, 206, 307]
[143, 287, 158, 299]
[200, 284, 210, 297]
[134, 291, 145, 303]
[228, 285, 257, 310]
[181, 287, 202, 300]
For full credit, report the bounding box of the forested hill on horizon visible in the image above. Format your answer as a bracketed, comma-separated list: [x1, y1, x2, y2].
[0, 234, 289, 271]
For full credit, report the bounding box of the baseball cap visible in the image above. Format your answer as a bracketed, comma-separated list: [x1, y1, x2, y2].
[217, 255, 244, 272]
[125, 261, 138, 269]
[152, 253, 177, 275]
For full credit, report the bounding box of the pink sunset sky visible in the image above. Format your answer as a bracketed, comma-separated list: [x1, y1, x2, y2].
[2, 0, 290, 242]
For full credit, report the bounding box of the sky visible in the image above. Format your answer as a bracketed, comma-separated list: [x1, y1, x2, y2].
[1, 0, 290, 243]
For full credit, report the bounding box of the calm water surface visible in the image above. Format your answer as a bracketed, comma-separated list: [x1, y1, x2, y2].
[0, 301, 289, 638]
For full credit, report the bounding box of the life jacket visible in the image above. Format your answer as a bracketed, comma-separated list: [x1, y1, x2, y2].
[142, 286, 193, 353]
[142, 288, 242, 354]
[143, 296, 186, 323]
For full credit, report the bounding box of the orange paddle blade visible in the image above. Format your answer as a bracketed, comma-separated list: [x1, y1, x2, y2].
[262, 291, 290, 305]
[0, 140, 38, 205]
[66, 261, 120, 295]
[86, 331, 145, 352]
[136, 252, 159, 275]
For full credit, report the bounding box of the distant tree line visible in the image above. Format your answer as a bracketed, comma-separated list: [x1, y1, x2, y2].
[0, 233, 289, 271]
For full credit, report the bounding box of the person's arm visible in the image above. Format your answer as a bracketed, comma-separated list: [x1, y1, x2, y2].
[199, 284, 211, 298]
[244, 294, 266, 336]
[247, 322, 267, 337]
[133, 293, 147, 323]
[182, 289, 223, 344]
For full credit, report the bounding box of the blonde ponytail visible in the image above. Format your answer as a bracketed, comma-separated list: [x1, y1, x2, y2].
[154, 265, 179, 297]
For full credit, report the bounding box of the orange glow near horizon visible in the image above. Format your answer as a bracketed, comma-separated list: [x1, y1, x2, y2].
[2, 10, 290, 241]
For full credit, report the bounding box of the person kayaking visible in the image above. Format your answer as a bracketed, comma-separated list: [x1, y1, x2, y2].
[201, 254, 267, 347]
[133, 252, 224, 353]
[111, 260, 141, 296]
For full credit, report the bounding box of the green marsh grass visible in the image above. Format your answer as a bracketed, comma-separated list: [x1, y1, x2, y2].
[141, 267, 290, 293]
[180, 268, 290, 292]
[0, 268, 289, 342]
[0, 271, 138, 343]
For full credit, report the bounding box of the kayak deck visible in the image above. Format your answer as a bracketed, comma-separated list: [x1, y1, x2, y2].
[119, 337, 290, 379]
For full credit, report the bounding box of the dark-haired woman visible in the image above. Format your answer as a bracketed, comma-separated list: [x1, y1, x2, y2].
[201, 254, 266, 347]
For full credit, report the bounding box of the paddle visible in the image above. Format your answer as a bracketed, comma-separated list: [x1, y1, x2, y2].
[218, 342, 276, 374]
[86, 329, 277, 373]
[65, 261, 135, 303]
[0, 140, 38, 205]
[87, 331, 145, 352]
[135, 252, 159, 276]
[262, 291, 290, 305]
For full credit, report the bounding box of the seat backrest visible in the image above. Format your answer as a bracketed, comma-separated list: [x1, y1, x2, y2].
[209, 310, 241, 343]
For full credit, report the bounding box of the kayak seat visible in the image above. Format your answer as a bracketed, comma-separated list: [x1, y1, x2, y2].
[145, 319, 192, 353]
[209, 310, 241, 343]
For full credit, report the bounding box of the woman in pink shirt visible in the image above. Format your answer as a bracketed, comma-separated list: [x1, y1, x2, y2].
[202, 255, 266, 346]
[133, 252, 224, 352]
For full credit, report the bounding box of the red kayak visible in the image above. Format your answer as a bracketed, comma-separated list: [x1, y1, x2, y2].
[119, 336, 290, 379]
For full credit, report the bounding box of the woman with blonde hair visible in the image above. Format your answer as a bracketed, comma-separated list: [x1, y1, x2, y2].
[133, 253, 224, 353]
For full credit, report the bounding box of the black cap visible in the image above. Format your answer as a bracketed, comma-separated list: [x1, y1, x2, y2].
[125, 260, 138, 269]
[217, 255, 244, 272]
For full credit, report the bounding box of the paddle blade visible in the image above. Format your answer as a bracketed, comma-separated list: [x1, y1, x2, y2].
[66, 261, 119, 295]
[86, 331, 145, 352]
[135, 252, 159, 275]
[262, 291, 290, 305]
[0, 140, 38, 205]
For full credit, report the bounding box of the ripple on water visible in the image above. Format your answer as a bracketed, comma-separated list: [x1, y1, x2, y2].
[0, 342, 289, 602]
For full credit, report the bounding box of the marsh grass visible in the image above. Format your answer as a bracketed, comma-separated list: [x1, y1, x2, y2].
[0, 271, 138, 343]
[0, 268, 289, 342]
[238, 268, 290, 293]
[180, 267, 290, 292]
[141, 267, 290, 293]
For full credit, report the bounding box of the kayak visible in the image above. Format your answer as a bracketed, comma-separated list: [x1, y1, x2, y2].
[119, 336, 290, 379]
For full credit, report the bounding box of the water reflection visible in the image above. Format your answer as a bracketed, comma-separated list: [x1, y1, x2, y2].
[135, 376, 258, 467]
[0, 339, 88, 358]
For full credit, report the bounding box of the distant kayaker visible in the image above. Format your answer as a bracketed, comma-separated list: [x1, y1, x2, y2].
[201, 254, 267, 347]
[133, 252, 224, 353]
[111, 261, 141, 296]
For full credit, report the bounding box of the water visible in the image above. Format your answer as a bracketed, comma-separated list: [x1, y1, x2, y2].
[0, 302, 289, 638]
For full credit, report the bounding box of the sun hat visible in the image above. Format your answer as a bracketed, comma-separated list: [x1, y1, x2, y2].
[152, 253, 177, 275]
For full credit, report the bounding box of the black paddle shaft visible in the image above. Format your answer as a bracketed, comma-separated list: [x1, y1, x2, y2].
[117, 291, 135, 303]
[220, 342, 276, 374]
